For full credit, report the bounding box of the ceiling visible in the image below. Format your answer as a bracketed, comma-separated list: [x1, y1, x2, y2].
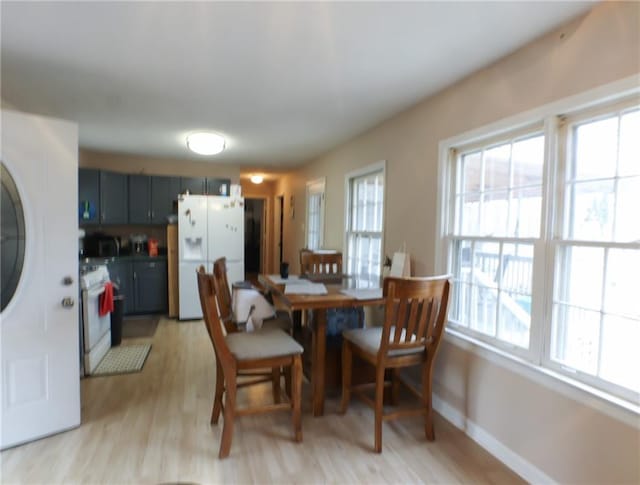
[1, 2, 595, 168]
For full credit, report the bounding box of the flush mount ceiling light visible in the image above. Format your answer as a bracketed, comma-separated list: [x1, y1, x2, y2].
[250, 175, 264, 184]
[186, 132, 225, 155]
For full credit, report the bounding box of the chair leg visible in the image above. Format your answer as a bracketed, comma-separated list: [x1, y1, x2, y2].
[291, 355, 303, 443]
[374, 366, 385, 453]
[272, 367, 281, 404]
[219, 372, 237, 459]
[374, 367, 384, 453]
[340, 340, 353, 414]
[211, 357, 224, 425]
[423, 365, 435, 441]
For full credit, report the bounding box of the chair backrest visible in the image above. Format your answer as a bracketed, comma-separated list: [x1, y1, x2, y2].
[380, 276, 451, 361]
[300, 251, 343, 276]
[212, 257, 237, 333]
[196, 267, 233, 364]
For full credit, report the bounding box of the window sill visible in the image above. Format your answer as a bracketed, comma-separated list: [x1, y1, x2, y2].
[443, 328, 640, 428]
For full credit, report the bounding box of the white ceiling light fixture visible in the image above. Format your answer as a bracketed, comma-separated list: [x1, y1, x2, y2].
[250, 174, 264, 184]
[186, 132, 225, 155]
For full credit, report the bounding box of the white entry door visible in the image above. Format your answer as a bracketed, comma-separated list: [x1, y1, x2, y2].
[0, 110, 80, 449]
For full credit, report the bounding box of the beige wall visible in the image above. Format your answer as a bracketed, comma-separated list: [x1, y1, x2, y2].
[80, 148, 241, 181]
[285, 3, 640, 483]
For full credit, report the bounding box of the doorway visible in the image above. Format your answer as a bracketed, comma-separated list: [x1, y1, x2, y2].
[244, 198, 264, 281]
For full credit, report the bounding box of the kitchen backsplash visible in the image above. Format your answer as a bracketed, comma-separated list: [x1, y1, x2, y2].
[82, 224, 169, 252]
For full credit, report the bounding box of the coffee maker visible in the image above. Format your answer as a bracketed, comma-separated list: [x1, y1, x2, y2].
[130, 234, 148, 255]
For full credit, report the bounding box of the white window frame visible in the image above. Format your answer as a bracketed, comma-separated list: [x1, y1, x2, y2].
[436, 75, 640, 414]
[305, 177, 326, 250]
[344, 160, 386, 286]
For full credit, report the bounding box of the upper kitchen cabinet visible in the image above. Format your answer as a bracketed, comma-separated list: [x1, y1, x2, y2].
[129, 175, 180, 224]
[100, 171, 128, 224]
[78, 168, 100, 224]
[180, 177, 206, 195]
[128, 174, 151, 224]
[206, 177, 231, 196]
[151, 176, 180, 223]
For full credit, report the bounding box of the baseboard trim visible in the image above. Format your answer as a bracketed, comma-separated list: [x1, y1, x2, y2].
[433, 394, 556, 485]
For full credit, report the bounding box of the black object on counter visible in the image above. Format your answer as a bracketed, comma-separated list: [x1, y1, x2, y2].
[111, 286, 125, 346]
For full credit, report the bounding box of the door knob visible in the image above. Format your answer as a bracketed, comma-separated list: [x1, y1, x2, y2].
[61, 297, 75, 308]
[63, 276, 74, 286]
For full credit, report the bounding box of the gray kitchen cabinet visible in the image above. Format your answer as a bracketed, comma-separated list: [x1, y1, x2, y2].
[151, 176, 180, 223]
[132, 260, 167, 314]
[129, 175, 180, 224]
[78, 168, 100, 224]
[100, 171, 128, 224]
[180, 177, 206, 195]
[205, 177, 231, 196]
[128, 174, 151, 224]
[107, 260, 133, 315]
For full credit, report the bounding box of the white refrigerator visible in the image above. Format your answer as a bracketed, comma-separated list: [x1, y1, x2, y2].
[178, 194, 245, 319]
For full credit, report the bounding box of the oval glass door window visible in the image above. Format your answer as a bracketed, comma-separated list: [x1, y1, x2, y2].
[1, 162, 26, 312]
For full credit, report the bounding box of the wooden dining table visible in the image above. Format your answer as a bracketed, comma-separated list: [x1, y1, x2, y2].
[259, 273, 384, 417]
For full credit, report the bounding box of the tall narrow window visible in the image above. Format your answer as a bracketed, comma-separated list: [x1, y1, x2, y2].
[305, 179, 325, 251]
[551, 106, 640, 398]
[345, 162, 385, 288]
[448, 130, 545, 351]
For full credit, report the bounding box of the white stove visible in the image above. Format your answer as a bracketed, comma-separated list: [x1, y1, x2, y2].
[80, 265, 111, 375]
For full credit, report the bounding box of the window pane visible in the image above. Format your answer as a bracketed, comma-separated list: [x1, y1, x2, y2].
[498, 290, 531, 348]
[618, 109, 640, 177]
[472, 241, 500, 288]
[459, 193, 480, 235]
[558, 246, 604, 310]
[501, 243, 533, 294]
[462, 151, 482, 193]
[470, 285, 497, 336]
[614, 176, 640, 242]
[551, 304, 600, 374]
[509, 186, 542, 238]
[573, 117, 617, 181]
[484, 144, 511, 191]
[568, 180, 614, 241]
[512, 135, 544, 187]
[604, 249, 640, 319]
[451, 282, 472, 327]
[453, 239, 473, 284]
[480, 190, 509, 236]
[599, 315, 640, 392]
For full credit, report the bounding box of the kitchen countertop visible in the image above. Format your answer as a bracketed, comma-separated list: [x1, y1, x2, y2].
[80, 254, 167, 266]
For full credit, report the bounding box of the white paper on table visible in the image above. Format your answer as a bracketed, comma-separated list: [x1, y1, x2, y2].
[389, 252, 410, 277]
[340, 288, 383, 300]
[267, 274, 306, 284]
[284, 282, 328, 295]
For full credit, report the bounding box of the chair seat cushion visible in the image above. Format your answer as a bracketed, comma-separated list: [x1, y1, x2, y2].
[343, 327, 422, 357]
[226, 329, 303, 361]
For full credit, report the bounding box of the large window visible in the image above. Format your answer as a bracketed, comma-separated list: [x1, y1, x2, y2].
[442, 96, 640, 404]
[345, 162, 385, 288]
[305, 178, 325, 251]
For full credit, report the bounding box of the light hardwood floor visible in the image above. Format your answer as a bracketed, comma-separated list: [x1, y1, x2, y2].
[0, 318, 524, 484]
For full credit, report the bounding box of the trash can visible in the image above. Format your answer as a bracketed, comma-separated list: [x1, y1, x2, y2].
[111, 286, 125, 346]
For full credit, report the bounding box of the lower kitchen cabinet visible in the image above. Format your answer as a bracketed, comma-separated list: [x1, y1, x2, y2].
[106, 259, 167, 315]
[106, 261, 133, 315]
[132, 260, 167, 314]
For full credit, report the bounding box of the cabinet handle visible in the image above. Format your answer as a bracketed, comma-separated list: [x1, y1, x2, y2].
[148, 210, 151, 218]
[133, 272, 137, 280]
[151, 210, 155, 219]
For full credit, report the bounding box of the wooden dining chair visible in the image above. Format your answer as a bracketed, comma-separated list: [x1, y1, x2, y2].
[300, 250, 343, 278]
[340, 275, 451, 453]
[196, 267, 303, 458]
[212, 257, 292, 332]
